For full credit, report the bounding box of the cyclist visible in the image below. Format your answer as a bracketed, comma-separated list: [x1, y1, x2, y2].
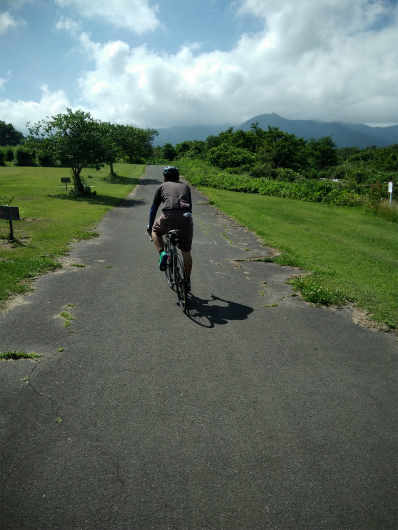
[148, 166, 193, 290]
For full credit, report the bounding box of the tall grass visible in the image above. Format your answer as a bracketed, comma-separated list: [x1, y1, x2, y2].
[197, 187, 398, 329]
[0, 164, 144, 306]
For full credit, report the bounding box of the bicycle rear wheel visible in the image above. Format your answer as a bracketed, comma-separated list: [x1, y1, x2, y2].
[174, 252, 188, 311]
[163, 240, 173, 287]
[165, 254, 173, 287]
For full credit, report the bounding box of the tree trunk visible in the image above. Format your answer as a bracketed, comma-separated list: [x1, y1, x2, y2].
[73, 169, 85, 194]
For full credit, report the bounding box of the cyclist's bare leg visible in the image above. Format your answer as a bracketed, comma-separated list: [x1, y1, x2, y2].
[152, 231, 164, 252]
[181, 250, 192, 278]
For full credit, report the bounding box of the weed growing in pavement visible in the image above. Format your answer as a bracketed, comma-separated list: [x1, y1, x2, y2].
[0, 351, 42, 360]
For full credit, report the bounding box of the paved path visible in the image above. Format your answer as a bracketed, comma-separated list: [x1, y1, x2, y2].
[0, 165, 397, 530]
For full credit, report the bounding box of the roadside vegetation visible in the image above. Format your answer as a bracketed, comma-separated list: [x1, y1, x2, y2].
[0, 163, 144, 308]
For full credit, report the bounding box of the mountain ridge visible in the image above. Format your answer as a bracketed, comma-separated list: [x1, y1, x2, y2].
[153, 113, 397, 149]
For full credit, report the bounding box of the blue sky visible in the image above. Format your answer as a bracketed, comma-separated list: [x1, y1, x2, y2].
[0, 0, 397, 135]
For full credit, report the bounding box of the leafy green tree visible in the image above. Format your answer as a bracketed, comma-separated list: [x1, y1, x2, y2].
[175, 140, 206, 158]
[162, 143, 177, 161]
[100, 122, 120, 176]
[115, 124, 158, 163]
[0, 121, 24, 146]
[207, 144, 256, 170]
[28, 109, 107, 194]
[206, 127, 234, 149]
[307, 136, 338, 170]
[261, 126, 308, 171]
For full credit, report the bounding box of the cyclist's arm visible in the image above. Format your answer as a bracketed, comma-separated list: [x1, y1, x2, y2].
[148, 187, 162, 230]
[148, 203, 159, 229]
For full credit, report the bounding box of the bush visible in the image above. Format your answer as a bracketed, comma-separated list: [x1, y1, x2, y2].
[13, 146, 36, 166]
[207, 144, 257, 170]
[0, 147, 5, 166]
[5, 146, 14, 162]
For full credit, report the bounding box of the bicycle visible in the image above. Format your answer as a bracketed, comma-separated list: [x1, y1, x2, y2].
[147, 228, 189, 312]
[163, 230, 189, 312]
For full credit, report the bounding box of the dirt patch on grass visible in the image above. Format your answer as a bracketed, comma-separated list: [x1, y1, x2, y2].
[348, 303, 396, 337]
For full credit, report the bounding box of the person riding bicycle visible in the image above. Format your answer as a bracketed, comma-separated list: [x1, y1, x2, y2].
[148, 166, 193, 290]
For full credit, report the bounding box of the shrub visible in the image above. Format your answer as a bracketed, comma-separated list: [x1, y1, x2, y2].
[0, 147, 5, 166]
[5, 146, 14, 162]
[13, 146, 36, 166]
[207, 144, 257, 170]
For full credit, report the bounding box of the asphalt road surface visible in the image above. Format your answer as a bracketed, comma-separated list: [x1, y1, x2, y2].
[0, 165, 397, 530]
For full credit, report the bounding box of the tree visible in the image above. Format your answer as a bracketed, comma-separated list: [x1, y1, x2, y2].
[115, 124, 158, 163]
[307, 136, 338, 170]
[100, 122, 120, 176]
[207, 144, 256, 170]
[28, 109, 107, 194]
[0, 121, 24, 146]
[261, 126, 308, 171]
[175, 140, 206, 158]
[161, 143, 177, 161]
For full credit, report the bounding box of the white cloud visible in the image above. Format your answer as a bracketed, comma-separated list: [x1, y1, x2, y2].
[71, 0, 398, 128]
[0, 0, 397, 131]
[0, 85, 72, 134]
[0, 11, 20, 34]
[54, 0, 160, 34]
[54, 15, 82, 37]
[0, 70, 11, 90]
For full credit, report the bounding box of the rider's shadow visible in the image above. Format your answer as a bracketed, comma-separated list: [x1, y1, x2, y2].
[186, 294, 254, 328]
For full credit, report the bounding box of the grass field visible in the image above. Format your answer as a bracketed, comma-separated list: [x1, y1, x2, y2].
[198, 187, 398, 330]
[0, 163, 144, 307]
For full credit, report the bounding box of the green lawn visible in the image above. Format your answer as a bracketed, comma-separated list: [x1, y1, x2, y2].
[0, 163, 144, 306]
[199, 187, 398, 329]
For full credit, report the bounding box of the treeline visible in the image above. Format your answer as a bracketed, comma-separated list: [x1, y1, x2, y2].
[151, 123, 397, 184]
[149, 123, 397, 216]
[0, 111, 158, 195]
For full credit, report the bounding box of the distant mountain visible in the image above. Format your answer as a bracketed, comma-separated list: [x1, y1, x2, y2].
[153, 113, 397, 149]
[239, 113, 398, 149]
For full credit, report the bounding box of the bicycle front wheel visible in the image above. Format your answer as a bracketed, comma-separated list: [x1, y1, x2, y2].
[174, 252, 188, 311]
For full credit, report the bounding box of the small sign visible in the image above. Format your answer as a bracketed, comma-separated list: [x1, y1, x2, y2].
[61, 177, 71, 189]
[388, 181, 393, 193]
[0, 206, 20, 221]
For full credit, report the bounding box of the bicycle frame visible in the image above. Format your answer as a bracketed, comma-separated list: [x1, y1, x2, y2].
[163, 230, 188, 311]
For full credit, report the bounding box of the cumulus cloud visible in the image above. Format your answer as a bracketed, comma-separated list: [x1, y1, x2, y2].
[0, 0, 397, 131]
[54, 0, 160, 34]
[72, 0, 398, 128]
[0, 85, 72, 133]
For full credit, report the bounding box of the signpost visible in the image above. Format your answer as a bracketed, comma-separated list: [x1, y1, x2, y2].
[61, 177, 71, 189]
[0, 205, 20, 240]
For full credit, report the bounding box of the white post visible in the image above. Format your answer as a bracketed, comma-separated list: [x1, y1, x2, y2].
[388, 181, 393, 207]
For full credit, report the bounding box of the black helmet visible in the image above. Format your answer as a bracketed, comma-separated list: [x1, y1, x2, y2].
[163, 166, 179, 180]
